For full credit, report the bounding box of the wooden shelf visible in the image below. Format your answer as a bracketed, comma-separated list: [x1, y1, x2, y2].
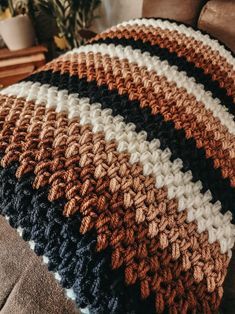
[0, 45, 47, 60]
[0, 45, 47, 87]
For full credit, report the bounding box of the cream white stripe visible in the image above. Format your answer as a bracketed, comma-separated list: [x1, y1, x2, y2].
[1, 81, 234, 255]
[66, 43, 235, 135]
[105, 18, 235, 69]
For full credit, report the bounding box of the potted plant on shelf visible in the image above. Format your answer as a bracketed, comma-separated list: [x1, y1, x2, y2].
[0, 0, 8, 48]
[0, 0, 36, 51]
[36, 0, 101, 50]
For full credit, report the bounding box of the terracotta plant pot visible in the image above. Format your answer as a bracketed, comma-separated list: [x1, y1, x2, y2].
[0, 15, 35, 51]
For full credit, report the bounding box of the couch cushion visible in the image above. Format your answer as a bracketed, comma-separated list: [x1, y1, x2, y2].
[198, 0, 235, 53]
[0, 216, 80, 314]
[142, 0, 205, 26]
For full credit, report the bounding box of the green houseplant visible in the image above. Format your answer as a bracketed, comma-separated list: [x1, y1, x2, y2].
[36, 0, 101, 49]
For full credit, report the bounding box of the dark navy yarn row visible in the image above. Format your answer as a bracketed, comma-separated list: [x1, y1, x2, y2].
[0, 162, 155, 314]
[91, 37, 235, 118]
[25, 70, 235, 218]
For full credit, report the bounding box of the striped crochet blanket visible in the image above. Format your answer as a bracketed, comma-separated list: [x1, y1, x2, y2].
[0, 18, 234, 314]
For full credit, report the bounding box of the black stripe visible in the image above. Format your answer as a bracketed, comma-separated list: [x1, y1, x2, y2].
[0, 162, 155, 314]
[25, 70, 235, 219]
[90, 37, 235, 118]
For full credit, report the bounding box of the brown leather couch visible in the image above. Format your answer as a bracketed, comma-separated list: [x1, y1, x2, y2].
[198, 0, 235, 53]
[143, 0, 235, 53]
[0, 216, 80, 314]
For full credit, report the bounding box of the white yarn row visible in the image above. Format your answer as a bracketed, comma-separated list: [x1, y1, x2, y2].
[67, 43, 235, 136]
[3, 215, 90, 314]
[107, 18, 235, 69]
[1, 81, 234, 255]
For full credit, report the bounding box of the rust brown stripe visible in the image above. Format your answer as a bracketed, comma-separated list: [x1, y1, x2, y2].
[92, 26, 235, 102]
[41, 52, 235, 185]
[0, 94, 229, 312]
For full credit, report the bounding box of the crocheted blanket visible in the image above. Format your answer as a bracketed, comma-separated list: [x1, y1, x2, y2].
[0, 18, 234, 314]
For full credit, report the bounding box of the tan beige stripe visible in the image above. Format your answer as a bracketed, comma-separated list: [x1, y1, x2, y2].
[92, 26, 235, 102]
[0, 94, 229, 312]
[42, 52, 235, 185]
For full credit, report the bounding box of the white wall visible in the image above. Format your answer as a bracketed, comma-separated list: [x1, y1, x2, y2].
[92, 0, 143, 32]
